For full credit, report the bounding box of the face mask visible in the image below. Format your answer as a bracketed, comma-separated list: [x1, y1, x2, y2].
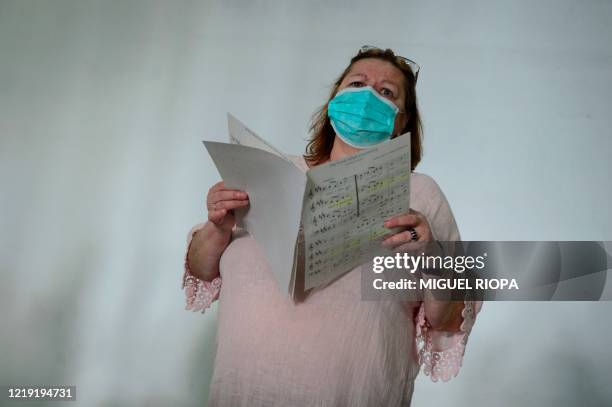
[327, 85, 399, 149]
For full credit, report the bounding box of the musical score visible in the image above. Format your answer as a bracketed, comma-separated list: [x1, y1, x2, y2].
[303, 148, 411, 289]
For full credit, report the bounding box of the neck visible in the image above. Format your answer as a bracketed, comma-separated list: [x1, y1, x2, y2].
[329, 137, 361, 162]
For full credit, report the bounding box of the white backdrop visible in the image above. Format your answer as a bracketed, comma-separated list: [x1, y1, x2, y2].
[1, 0, 611, 405]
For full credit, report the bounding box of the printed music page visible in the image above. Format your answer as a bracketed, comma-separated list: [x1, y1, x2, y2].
[203, 114, 411, 299]
[302, 135, 411, 290]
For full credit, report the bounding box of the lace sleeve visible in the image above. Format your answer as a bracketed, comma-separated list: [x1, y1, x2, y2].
[415, 300, 483, 382]
[182, 222, 222, 313]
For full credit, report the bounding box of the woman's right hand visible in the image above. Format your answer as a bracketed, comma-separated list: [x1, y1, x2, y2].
[186, 181, 250, 282]
[206, 181, 250, 235]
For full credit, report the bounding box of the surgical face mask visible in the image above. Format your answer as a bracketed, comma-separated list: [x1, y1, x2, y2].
[327, 85, 399, 149]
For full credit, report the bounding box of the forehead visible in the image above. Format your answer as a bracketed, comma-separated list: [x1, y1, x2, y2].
[344, 58, 405, 85]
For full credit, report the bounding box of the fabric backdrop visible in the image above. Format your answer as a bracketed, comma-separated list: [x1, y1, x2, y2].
[1, 0, 611, 405]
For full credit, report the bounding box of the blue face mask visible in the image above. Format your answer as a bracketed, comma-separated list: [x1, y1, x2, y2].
[327, 85, 399, 149]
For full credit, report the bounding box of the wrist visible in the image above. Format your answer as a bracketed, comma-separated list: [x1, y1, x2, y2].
[200, 221, 232, 256]
[186, 222, 229, 282]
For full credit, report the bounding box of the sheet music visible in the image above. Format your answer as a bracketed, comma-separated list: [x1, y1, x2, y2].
[203, 114, 412, 299]
[302, 135, 411, 290]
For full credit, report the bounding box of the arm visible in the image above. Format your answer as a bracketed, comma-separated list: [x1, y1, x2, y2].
[383, 211, 466, 333]
[186, 220, 232, 282]
[182, 181, 249, 313]
[383, 174, 482, 381]
[182, 222, 223, 313]
[414, 175, 482, 382]
[415, 298, 482, 382]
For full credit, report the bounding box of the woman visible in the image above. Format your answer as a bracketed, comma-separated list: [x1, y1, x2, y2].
[183, 46, 482, 406]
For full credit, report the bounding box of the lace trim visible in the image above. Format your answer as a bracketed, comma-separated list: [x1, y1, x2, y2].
[415, 300, 482, 382]
[182, 222, 222, 314]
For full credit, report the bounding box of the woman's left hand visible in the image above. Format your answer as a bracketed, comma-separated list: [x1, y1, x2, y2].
[381, 208, 432, 248]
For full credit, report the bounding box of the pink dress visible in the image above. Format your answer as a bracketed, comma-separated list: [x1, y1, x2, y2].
[182, 155, 482, 406]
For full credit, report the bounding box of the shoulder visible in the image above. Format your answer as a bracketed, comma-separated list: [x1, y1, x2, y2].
[411, 171, 446, 202]
[411, 171, 461, 241]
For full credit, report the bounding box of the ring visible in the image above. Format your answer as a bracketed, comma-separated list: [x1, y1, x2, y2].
[408, 228, 418, 241]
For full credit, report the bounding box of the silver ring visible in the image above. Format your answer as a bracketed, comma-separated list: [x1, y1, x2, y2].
[408, 228, 418, 241]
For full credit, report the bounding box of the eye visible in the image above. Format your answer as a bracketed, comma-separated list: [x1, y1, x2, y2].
[380, 88, 395, 98]
[348, 81, 365, 88]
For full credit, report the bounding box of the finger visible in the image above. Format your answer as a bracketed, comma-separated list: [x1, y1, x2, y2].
[379, 231, 397, 241]
[413, 224, 431, 241]
[207, 192, 248, 211]
[384, 214, 420, 228]
[212, 182, 248, 195]
[381, 230, 414, 247]
[214, 199, 249, 211]
[208, 181, 225, 194]
[208, 209, 227, 225]
[208, 181, 247, 198]
[211, 190, 248, 203]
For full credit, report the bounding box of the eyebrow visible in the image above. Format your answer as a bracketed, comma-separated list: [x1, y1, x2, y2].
[345, 73, 400, 90]
[345, 73, 366, 82]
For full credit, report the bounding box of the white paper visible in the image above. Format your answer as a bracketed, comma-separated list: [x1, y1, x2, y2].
[227, 113, 287, 160]
[302, 135, 411, 289]
[203, 140, 307, 294]
[203, 115, 411, 299]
